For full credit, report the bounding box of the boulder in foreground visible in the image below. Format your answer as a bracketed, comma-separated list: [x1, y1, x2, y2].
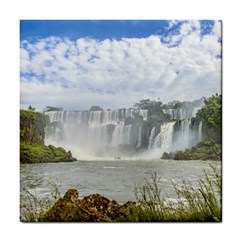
[40, 189, 135, 222]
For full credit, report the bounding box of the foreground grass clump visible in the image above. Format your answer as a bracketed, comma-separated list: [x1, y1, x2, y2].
[20, 179, 62, 222]
[117, 164, 221, 222]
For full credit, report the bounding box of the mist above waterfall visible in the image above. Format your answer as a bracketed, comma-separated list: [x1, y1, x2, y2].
[45, 109, 147, 158]
[44, 98, 204, 159]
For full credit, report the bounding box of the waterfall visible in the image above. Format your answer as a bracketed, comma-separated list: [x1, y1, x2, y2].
[166, 99, 203, 120]
[111, 122, 123, 146]
[144, 118, 203, 159]
[111, 123, 133, 146]
[137, 126, 142, 148]
[179, 118, 191, 148]
[45, 108, 148, 157]
[172, 118, 202, 151]
[127, 124, 132, 144]
[198, 121, 202, 141]
[153, 122, 175, 155]
[44, 99, 204, 159]
[166, 109, 183, 120]
[148, 127, 156, 148]
[139, 110, 148, 120]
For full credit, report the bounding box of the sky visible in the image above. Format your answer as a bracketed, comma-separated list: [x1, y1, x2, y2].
[20, 20, 222, 111]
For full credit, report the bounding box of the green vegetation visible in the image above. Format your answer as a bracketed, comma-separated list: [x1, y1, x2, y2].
[194, 94, 222, 143]
[90, 105, 103, 111]
[20, 142, 75, 163]
[44, 106, 63, 112]
[20, 109, 76, 163]
[134, 99, 163, 113]
[134, 99, 171, 129]
[28, 105, 35, 111]
[173, 139, 221, 161]
[20, 109, 48, 145]
[117, 164, 221, 222]
[171, 94, 222, 160]
[20, 178, 62, 222]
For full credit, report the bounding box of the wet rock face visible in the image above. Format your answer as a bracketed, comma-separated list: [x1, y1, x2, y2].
[41, 189, 135, 222]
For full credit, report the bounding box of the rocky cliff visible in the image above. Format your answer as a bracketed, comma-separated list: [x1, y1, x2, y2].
[20, 109, 46, 144]
[20, 109, 76, 163]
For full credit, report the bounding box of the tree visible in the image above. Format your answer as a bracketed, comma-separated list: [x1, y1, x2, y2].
[195, 94, 222, 143]
[45, 106, 63, 112]
[28, 105, 35, 111]
[134, 99, 171, 129]
[134, 99, 163, 115]
[90, 106, 103, 111]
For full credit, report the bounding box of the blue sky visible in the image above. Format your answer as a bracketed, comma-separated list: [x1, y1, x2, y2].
[20, 20, 216, 41]
[21, 20, 170, 40]
[20, 20, 222, 110]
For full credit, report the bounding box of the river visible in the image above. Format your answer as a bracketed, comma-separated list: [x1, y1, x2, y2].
[20, 159, 220, 203]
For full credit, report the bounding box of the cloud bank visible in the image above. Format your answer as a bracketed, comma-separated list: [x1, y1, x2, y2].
[20, 21, 221, 111]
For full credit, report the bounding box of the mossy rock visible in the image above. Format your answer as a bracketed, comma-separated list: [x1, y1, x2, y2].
[40, 189, 136, 222]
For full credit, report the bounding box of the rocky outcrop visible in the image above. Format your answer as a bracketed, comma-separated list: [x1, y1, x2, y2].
[20, 109, 46, 145]
[20, 109, 77, 163]
[40, 189, 135, 222]
[161, 151, 175, 159]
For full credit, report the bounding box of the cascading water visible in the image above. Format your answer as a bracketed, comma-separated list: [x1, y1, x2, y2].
[148, 127, 156, 148]
[137, 126, 142, 148]
[165, 98, 204, 120]
[198, 121, 202, 142]
[111, 122, 133, 146]
[45, 109, 148, 158]
[146, 99, 204, 158]
[44, 98, 204, 159]
[178, 118, 191, 149]
[152, 122, 175, 155]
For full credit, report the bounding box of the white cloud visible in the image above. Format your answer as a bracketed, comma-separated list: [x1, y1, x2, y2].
[212, 21, 222, 39]
[180, 22, 193, 36]
[167, 20, 179, 30]
[201, 34, 221, 57]
[20, 48, 30, 72]
[180, 21, 201, 36]
[20, 21, 222, 111]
